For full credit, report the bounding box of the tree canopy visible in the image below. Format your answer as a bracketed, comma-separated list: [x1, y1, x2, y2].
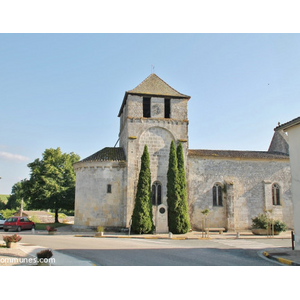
[176, 143, 190, 233]
[167, 141, 190, 234]
[25, 147, 80, 222]
[167, 141, 181, 233]
[131, 145, 154, 234]
[6, 179, 28, 210]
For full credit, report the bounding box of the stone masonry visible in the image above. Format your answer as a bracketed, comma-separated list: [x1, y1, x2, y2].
[74, 73, 293, 232]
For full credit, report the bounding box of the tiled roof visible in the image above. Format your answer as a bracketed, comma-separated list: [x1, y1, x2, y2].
[118, 73, 190, 117]
[127, 73, 190, 99]
[275, 116, 300, 131]
[79, 147, 126, 163]
[188, 149, 289, 160]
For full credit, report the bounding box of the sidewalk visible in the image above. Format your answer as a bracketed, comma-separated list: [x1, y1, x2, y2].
[1, 230, 298, 266]
[0, 243, 94, 266]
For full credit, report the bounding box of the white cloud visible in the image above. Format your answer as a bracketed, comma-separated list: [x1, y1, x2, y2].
[0, 151, 29, 162]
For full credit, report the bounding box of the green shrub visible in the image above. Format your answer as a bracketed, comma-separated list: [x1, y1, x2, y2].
[37, 249, 53, 259]
[251, 213, 287, 232]
[251, 213, 268, 229]
[0, 209, 17, 219]
[273, 220, 287, 232]
[96, 226, 104, 232]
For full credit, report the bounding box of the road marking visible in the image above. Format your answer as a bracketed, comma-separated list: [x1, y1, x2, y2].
[131, 239, 168, 244]
[212, 239, 282, 249]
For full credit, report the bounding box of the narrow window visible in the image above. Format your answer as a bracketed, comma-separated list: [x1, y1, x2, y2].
[272, 183, 281, 205]
[107, 184, 112, 193]
[164, 98, 171, 118]
[213, 184, 223, 206]
[157, 184, 162, 205]
[143, 97, 151, 118]
[152, 181, 162, 206]
[152, 185, 156, 205]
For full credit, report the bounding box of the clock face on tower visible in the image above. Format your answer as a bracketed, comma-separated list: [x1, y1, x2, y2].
[152, 105, 161, 115]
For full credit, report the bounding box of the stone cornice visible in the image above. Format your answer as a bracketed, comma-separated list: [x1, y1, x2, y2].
[74, 160, 127, 171]
[127, 116, 189, 125]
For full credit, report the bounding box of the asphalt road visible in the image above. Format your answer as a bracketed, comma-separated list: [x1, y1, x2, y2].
[17, 232, 289, 266]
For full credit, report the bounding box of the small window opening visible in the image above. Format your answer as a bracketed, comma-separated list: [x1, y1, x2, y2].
[107, 184, 112, 193]
[213, 184, 223, 206]
[164, 98, 171, 118]
[272, 183, 281, 205]
[143, 97, 151, 118]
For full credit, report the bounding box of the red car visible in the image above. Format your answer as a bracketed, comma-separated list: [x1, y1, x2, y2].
[3, 216, 35, 232]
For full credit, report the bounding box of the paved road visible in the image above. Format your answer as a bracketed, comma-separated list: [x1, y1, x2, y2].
[19, 233, 289, 266]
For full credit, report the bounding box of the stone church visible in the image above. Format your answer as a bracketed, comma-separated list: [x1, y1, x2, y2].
[73, 73, 293, 232]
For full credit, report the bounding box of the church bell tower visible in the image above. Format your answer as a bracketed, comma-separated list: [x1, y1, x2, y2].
[118, 73, 191, 228]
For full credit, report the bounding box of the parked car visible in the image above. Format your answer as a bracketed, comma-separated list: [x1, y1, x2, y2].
[3, 216, 35, 232]
[0, 213, 6, 229]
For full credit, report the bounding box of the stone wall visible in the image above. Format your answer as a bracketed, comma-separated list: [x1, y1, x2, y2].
[73, 161, 126, 229]
[119, 94, 189, 226]
[286, 124, 300, 248]
[188, 156, 293, 230]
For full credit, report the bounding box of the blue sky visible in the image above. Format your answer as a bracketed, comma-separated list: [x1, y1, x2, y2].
[1, 33, 300, 194]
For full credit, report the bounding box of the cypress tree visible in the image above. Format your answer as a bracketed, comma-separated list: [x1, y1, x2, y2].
[176, 143, 191, 233]
[167, 141, 181, 233]
[131, 145, 154, 234]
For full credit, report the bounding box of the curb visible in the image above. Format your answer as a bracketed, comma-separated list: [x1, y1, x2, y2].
[262, 251, 300, 266]
[74, 234, 210, 240]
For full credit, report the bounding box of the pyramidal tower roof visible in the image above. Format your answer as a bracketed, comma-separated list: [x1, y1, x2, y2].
[128, 73, 190, 98]
[118, 73, 190, 116]
[268, 129, 289, 155]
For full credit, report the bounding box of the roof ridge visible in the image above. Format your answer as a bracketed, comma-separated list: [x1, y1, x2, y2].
[188, 149, 289, 159]
[79, 147, 126, 163]
[127, 73, 189, 98]
[275, 116, 300, 131]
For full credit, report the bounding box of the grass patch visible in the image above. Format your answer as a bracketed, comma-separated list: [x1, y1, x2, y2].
[34, 223, 70, 230]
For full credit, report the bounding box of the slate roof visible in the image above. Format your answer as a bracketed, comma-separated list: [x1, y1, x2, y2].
[188, 149, 289, 160]
[79, 147, 126, 163]
[118, 73, 190, 117]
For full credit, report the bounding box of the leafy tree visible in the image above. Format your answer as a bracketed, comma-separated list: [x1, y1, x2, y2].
[131, 145, 154, 234]
[0, 194, 9, 210]
[0, 209, 17, 219]
[6, 179, 28, 210]
[176, 143, 190, 233]
[166, 141, 181, 233]
[25, 148, 80, 223]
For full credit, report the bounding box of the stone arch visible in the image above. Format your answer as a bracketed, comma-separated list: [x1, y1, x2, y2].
[138, 127, 175, 205]
[137, 126, 176, 145]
